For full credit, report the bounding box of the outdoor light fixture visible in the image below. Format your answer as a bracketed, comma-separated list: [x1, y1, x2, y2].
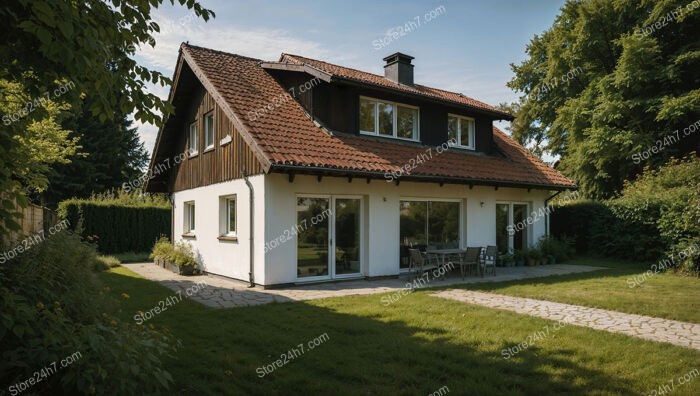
[480, 201, 485, 207]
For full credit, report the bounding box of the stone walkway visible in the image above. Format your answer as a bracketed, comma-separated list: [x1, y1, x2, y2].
[431, 289, 700, 350]
[122, 262, 604, 308]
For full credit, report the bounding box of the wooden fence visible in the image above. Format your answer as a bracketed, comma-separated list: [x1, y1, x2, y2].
[2, 202, 58, 245]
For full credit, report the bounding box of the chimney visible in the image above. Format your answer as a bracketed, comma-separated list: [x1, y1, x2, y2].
[383, 52, 414, 86]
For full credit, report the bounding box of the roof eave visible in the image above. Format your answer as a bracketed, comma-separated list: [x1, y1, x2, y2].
[269, 163, 575, 191]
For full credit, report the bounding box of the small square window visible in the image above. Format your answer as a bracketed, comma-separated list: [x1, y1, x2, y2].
[204, 112, 215, 150]
[184, 201, 195, 234]
[189, 123, 198, 156]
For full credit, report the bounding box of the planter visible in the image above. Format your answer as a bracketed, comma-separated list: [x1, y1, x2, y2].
[164, 261, 179, 274]
[527, 259, 537, 266]
[516, 260, 525, 267]
[156, 259, 196, 276]
[179, 266, 196, 275]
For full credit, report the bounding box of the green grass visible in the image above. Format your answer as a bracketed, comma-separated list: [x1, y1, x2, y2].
[455, 256, 700, 323]
[113, 251, 151, 263]
[101, 266, 700, 395]
[95, 255, 121, 270]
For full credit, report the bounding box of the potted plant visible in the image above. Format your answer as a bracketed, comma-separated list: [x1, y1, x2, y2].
[514, 250, 526, 267]
[527, 248, 542, 266]
[500, 253, 515, 267]
[150, 237, 174, 268]
[171, 242, 198, 275]
[149, 237, 199, 275]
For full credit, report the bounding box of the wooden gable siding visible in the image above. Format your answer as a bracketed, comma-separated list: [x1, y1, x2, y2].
[170, 89, 264, 192]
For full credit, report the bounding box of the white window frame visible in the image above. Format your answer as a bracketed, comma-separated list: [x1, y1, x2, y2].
[189, 122, 198, 157]
[184, 201, 196, 234]
[219, 195, 237, 237]
[204, 111, 215, 151]
[448, 114, 475, 150]
[359, 96, 419, 141]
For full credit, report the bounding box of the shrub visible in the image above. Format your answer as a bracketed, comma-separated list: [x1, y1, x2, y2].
[172, 242, 197, 269]
[552, 155, 699, 274]
[95, 255, 121, 271]
[0, 232, 178, 395]
[150, 236, 175, 262]
[537, 235, 575, 262]
[58, 195, 170, 254]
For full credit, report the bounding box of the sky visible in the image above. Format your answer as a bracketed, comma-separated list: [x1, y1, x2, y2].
[134, 0, 566, 155]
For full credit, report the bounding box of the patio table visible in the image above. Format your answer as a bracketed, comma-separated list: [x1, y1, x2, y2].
[425, 248, 465, 272]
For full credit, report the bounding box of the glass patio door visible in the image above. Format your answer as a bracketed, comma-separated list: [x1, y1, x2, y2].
[296, 197, 330, 279]
[333, 197, 362, 277]
[495, 202, 529, 254]
[296, 196, 362, 280]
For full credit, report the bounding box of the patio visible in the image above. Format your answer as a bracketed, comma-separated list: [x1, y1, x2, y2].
[123, 262, 606, 308]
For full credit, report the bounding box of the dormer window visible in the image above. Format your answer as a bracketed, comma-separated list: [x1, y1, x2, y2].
[360, 96, 419, 141]
[448, 114, 475, 150]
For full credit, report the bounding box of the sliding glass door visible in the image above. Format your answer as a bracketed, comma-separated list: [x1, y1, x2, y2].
[296, 196, 362, 280]
[334, 198, 361, 277]
[296, 197, 330, 279]
[495, 202, 529, 254]
[399, 200, 460, 269]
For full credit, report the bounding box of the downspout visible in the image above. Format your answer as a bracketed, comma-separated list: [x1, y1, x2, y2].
[242, 161, 255, 288]
[169, 194, 175, 243]
[544, 190, 564, 237]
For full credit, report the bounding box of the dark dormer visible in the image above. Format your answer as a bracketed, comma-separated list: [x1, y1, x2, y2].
[383, 53, 414, 86]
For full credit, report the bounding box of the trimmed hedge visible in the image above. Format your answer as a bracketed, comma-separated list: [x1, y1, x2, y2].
[58, 200, 170, 254]
[551, 155, 699, 274]
[551, 200, 663, 261]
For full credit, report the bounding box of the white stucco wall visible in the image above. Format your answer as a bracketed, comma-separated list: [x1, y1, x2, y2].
[172, 175, 266, 284]
[263, 173, 551, 286]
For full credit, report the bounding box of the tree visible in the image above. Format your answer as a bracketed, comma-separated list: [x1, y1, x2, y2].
[0, 0, 214, 229]
[41, 97, 149, 208]
[507, 0, 699, 199]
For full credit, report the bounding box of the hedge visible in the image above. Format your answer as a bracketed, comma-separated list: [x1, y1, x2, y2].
[550, 200, 663, 261]
[551, 155, 699, 274]
[58, 200, 171, 254]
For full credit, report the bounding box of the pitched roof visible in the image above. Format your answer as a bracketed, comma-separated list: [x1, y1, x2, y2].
[163, 43, 575, 190]
[277, 53, 513, 119]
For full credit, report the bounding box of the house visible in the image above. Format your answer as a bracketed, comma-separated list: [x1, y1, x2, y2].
[145, 43, 576, 287]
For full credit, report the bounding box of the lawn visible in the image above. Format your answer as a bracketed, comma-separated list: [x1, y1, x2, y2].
[456, 257, 700, 323]
[101, 266, 700, 395]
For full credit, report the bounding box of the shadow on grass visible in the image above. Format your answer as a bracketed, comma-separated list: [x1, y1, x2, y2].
[101, 269, 640, 396]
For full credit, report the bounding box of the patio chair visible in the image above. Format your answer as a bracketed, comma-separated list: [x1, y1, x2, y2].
[408, 248, 440, 281]
[456, 247, 481, 279]
[480, 245, 497, 277]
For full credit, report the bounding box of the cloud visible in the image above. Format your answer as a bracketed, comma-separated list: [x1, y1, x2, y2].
[136, 12, 332, 73]
[132, 13, 333, 156]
